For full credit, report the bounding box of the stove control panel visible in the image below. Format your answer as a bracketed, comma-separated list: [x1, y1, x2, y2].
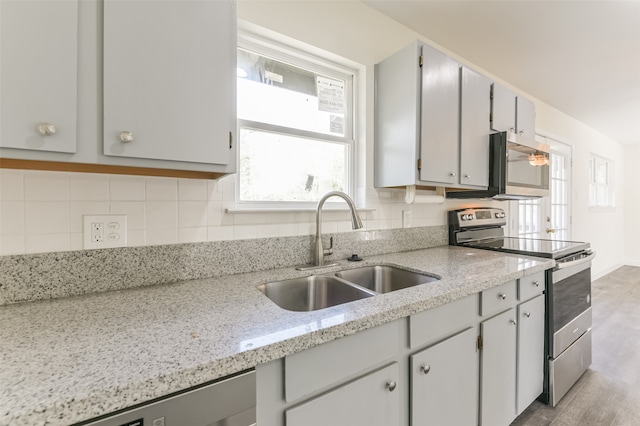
[448, 207, 507, 230]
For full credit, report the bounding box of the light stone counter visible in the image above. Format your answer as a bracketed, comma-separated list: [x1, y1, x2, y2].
[0, 246, 554, 426]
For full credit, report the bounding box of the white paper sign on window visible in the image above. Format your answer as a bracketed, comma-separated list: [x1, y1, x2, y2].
[316, 76, 345, 113]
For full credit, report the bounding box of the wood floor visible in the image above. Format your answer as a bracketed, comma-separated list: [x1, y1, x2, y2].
[511, 265, 640, 426]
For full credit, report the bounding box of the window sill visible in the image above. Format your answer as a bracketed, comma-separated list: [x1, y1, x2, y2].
[588, 206, 616, 212]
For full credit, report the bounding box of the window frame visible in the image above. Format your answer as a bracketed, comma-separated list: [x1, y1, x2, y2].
[235, 31, 357, 210]
[588, 153, 615, 211]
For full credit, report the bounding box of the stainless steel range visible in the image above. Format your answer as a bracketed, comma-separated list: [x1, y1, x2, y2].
[448, 207, 596, 407]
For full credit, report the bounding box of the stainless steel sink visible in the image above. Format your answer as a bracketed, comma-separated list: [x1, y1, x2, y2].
[257, 275, 375, 312]
[335, 265, 440, 293]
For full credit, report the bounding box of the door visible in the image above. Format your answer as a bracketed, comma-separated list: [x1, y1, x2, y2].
[419, 44, 460, 185]
[517, 294, 545, 414]
[411, 328, 478, 426]
[103, 0, 235, 165]
[480, 309, 517, 426]
[490, 83, 516, 133]
[285, 363, 401, 426]
[516, 96, 536, 140]
[0, 0, 78, 153]
[510, 137, 572, 240]
[460, 67, 491, 188]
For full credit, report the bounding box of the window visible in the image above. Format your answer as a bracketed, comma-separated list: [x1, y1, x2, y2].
[518, 199, 542, 239]
[589, 154, 615, 209]
[236, 35, 356, 206]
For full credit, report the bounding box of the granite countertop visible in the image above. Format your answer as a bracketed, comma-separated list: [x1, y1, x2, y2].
[0, 246, 554, 426]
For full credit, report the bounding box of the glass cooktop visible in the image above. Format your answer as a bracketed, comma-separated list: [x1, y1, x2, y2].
[462, 236, 590, 259]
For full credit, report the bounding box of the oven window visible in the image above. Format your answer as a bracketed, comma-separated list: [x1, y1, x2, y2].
[552, 267, 591, 332]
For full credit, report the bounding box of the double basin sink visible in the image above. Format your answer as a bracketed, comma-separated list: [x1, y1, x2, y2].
[258, 265, 440, 312]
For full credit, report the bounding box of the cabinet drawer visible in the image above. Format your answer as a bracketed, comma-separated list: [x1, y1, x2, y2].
[284, 319, 402, 402]
[480, 280, 516, 317]
[286, 363, 400, 426]
[409, 294, 477, 348]
[518, 271, 545, 302]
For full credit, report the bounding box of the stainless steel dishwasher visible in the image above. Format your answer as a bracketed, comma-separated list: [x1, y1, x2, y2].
[82, 370, 255, 426]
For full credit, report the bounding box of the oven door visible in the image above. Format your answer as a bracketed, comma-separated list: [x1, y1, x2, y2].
[549, 254, 594, 358]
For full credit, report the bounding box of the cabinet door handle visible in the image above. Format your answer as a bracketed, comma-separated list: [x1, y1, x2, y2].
[533, 281, 540, 287]
[119, 131, 134, 143]
[524, 312, 531, 318]
[386, 381, 397, 392]
[498, 293, 507, 300]
[509, 319, 517, 325]
[421, 365, 431, 375]
[37, 122, 56, 136]
[449, 172, 457, 177]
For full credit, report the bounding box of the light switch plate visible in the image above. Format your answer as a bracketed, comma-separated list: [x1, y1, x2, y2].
[402, 210, 412, 228]
[83, 215, 127, 249]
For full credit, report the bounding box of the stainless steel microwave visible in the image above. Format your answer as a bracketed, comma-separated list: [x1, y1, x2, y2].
[447, 131, 550, 200]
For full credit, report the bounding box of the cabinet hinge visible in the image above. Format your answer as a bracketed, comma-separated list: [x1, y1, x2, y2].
[417, 159, 422, 170]
[477, 335, 483, 351]
[419, 55, 423, 67]
[229, 131, 233, 149]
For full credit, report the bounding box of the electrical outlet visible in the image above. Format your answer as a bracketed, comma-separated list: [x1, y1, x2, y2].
[83, 215, 127, 249]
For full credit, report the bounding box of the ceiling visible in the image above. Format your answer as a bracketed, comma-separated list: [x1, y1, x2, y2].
[364, 0, 640, 145]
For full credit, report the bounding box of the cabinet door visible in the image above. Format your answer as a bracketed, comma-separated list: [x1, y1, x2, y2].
[419, 44, 460, 185]
[286, 363, 400, 426]
[517, 294, 545, 414]
[480, 308, 517, 426]
[460, 67, 491, 188]
[490, 83, 516, 133]
[0, 0, 78, 153]
[516, 96, 536, 140]
[103, 0, 235, 165]
[411, 328, 478, 426]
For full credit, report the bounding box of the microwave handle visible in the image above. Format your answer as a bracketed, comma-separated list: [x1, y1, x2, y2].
[555, 251, 596, 270]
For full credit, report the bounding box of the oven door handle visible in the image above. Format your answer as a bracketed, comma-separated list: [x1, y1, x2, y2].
[555, 251, 596, 269]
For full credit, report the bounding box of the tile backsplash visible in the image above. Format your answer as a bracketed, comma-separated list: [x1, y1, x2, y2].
[0, 169, 449, 256]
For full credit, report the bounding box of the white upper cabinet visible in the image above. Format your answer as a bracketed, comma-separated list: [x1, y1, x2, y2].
[491, 82, 536, 140]
[419, 43, 460, 185]
[460, 67, 492, 188]
[0, 0, 78, 153]
[516, 96, 536, 140]
[374, 40, 492, 190]
[103, 0, 235, 166]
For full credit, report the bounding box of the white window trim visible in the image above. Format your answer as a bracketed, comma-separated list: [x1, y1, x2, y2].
[234, 27, 361, 211]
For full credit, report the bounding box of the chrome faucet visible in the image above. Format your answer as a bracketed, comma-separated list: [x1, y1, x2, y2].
[296, 191, 363, 270]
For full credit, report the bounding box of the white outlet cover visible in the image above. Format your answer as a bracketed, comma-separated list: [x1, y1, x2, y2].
[83, 215, 127, 249]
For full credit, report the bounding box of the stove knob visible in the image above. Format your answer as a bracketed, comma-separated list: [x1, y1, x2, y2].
[468, 214, 474, 220]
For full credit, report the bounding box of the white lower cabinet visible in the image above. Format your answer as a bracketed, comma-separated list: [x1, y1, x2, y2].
[256, 274, 547, 426]
[480, 308, 518, 426]
[286, 363, 401, 426]
[517, 294, 545, 414]
[410, 327, 478, 426]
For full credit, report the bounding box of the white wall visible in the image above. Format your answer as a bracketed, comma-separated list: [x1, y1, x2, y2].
[624, 144, 640, 266]
[0, 0, 627, 279]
